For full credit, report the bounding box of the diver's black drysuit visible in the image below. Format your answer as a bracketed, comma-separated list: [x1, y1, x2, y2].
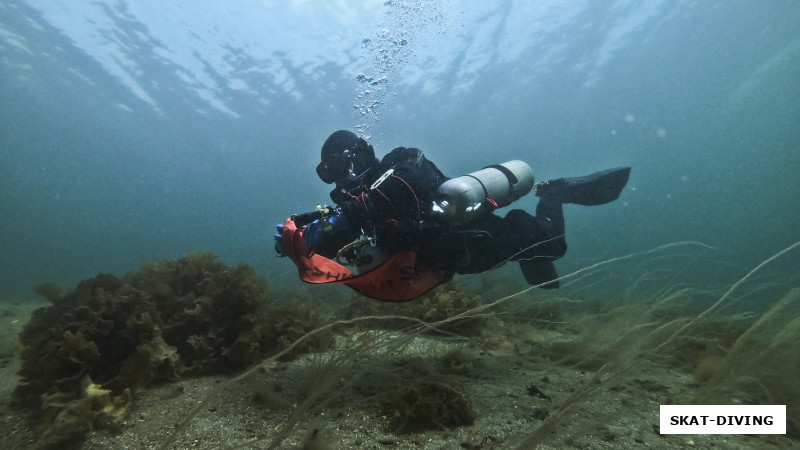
[315, 147, 566, 287]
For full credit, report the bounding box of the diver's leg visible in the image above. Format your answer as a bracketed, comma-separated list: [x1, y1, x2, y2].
[451, 214, 509, 273]
[511, 196, 567, 289]
[455, 204, 566, 276]
[533, 192, 566, 257]
[503, 191, 567, 261]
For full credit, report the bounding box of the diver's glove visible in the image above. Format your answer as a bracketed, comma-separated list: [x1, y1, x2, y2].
[303, 209, 350, 250]
[274, 224, 287, 256]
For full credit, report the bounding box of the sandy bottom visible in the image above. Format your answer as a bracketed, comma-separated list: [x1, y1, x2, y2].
[0, 295, 796, 450]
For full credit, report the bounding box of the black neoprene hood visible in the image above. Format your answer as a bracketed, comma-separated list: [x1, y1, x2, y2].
[320, 130, 373, 160]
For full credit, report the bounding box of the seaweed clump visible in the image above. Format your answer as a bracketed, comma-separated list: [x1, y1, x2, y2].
[378, 380, 476, 431]
[14, 251, 324, 448]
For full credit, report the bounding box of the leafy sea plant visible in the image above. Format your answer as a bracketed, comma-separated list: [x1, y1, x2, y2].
[14, 251, 327, 449]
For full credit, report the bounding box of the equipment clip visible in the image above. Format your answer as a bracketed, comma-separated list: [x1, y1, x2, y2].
[370, 169, 394, 190]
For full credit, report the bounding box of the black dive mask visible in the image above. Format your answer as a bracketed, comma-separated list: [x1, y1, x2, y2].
[316, 150, 354, 184]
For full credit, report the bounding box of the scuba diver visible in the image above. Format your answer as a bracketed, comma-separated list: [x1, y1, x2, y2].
[275, 130, 630, 301]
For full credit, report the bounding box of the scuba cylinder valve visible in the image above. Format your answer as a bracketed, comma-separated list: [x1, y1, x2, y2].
[433, 160, 535, 223]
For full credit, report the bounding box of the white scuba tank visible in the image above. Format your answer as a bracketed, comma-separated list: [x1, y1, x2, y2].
[433, 160, 535, 223]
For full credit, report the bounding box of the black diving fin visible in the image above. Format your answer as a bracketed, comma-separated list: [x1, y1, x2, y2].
[519, 258, 560, 289]
[535, 166, 631, 206]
